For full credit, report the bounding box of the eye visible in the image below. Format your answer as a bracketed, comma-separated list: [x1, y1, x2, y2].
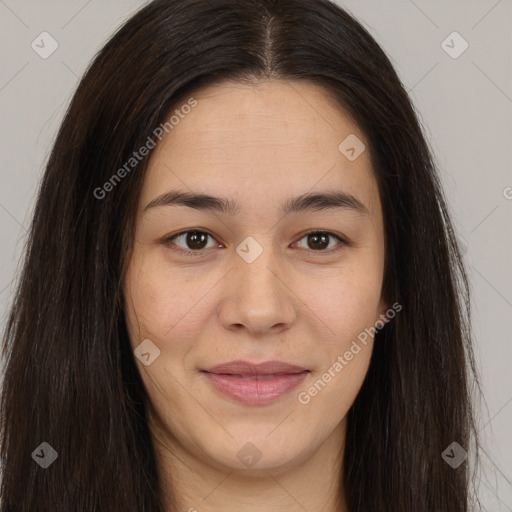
[163, 229, 346, 258]
[294, 230, 346, 253]
[163, 230, 221, 257]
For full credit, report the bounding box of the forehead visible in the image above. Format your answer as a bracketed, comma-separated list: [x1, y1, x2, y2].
[140, 79, 379, 216]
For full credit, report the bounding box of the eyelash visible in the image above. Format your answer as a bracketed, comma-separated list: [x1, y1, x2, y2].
[162, 229, 347, 258]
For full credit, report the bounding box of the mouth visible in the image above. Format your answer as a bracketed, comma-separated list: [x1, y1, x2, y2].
[201, 360, 310, 405]
[203, 360, 308, 376]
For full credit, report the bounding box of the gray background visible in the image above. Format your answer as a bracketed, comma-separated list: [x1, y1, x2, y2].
[0, 0, 510, 509]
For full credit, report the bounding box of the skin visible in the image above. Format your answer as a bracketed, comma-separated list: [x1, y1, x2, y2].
[123, 79, 387, 512]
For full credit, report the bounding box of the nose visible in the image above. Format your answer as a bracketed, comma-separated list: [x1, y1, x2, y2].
[218, 241, 297, 335]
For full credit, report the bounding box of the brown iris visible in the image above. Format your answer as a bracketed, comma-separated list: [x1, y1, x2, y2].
[306, 232, 330, 250]
[185, 231, 209, 250]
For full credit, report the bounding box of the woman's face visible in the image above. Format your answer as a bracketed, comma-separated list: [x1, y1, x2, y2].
[123, 79, 387, 474]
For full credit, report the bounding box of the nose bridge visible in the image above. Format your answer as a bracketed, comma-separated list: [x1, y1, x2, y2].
[221, 234, 295, 332]
[235, 234, 281, 297]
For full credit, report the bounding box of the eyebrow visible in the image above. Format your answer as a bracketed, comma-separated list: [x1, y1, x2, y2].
[144, 189, 369, 216]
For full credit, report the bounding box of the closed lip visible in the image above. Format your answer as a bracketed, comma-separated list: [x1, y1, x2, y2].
[202, 360, 309, 376]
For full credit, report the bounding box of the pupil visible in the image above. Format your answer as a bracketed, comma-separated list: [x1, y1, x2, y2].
[308, 232, 328, 250]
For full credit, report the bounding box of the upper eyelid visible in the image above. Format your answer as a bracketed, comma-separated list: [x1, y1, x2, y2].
[166, 229, 219, 244]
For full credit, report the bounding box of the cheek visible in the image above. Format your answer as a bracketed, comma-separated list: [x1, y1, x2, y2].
[295, 269, 381, 422]
[124, 248, 220, 347]
[303, 261, 384, 345]
[124, 249, 182, 343]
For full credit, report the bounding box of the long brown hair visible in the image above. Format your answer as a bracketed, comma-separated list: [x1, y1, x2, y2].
[1, 0, 481, 510]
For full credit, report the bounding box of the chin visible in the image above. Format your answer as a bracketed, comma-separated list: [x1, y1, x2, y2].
[201, 435, 312, 475]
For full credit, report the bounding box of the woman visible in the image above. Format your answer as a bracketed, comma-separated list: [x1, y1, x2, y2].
[0, 0, 481, 510]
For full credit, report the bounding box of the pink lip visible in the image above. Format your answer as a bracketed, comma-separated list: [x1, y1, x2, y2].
[201, 360, 309, 405]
